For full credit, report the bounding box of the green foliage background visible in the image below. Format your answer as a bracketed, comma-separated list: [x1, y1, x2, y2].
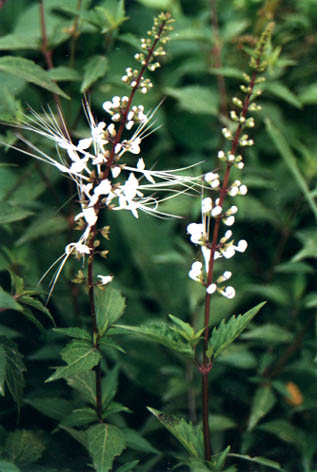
[0, 0, 316, 471]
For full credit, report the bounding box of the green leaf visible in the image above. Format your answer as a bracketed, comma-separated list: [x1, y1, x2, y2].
[266, 119, 317, 222]
[63, 407, 98, 427]
[164, 86, 218, 115]
[0, 34, 39, 51]
[102, 366, 119, 408]
[15, 213, 68, 246]
[1, 338, 26, 414]
[264, 81, 302, 108]
[95, 287, 126, 336]
[0, 201, 34, 225]
[19, 295, 55, 326]
[66, 371, 96, 406]
[0, 287, 23, 312]
[292, 229, 317, 261]
[0, 344, 7, 396]
[303, 292, 317, 308]
[299, 83, 317, 105]
[6, 430, 45, 467]
[217, 345, 257, 369]
[117, 461, 139, 472]
[24, 397, 73, 421]
[258, 419, 308, 450]
[247, 385, 276, 431]
[99, 336, 126, 353]
[207, 302, 266, 360]
[209, 66, 245, 80]
[87, 423, 126, 472]
[102, 401, 131, 418]
[0, 460, 20, 472]
[116, 321, 194, 358]
[0, 57, 69, 99]
[121, 427, 159, 454]
[241, 324, 293, 344]
[81, 55, 108, 92]
[47, 66, 81, 82]
[168, 314, 195, 340]
[45, 340, 102, 382]
[209, 414, 236, 432]
[147, 407, 204, 458]
[229, 453, 283, 471]
[53, 327, 91, 341]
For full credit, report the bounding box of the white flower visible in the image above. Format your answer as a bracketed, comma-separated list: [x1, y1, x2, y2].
[189, 261, 203, 282]
[207, 283, 217, 294]
[187, 223, 206, 245]
[97, 275, 114, 285]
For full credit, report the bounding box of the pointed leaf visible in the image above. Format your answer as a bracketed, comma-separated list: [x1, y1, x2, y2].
[0, 287, 23, 312]
[164, 85, 218, 115]
[0, 202, 34, 225]
[266, 119, 317, 222]
[66, 371, 96, 406]
[81, 55, 108, 92]
[207, 302, 266, 360]
[46, 340, 101, 382]
[102, 366, 119, 408]
[241, 324, 293, 344]
[168, 314, 194, 339]
[0, 57, 69, 99]
[48, 66, 81, 82]
[229, 453, 283, 471]
[87, 423, 126, 472]
[247, 385, 276, 431]
[53, 327, 91, 341]
[121, 427, 159, 454]
[147, 407, 204, 458]
[19, 296, 55, 326]
[95, 287, 126, 336]
[63, 407, 98, 427]
[25, 397, 73, 421]
[116, 321, 194, 358]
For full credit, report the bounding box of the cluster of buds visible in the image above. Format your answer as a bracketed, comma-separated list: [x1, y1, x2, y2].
[122, 12, 174, 91]
[186, 25, 272, 301]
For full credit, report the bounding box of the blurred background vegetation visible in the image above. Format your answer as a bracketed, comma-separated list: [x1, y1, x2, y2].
[0, 0, 316, 471]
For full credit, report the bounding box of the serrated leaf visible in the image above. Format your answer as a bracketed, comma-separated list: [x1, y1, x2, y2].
[208, 302, 266, 360]
[20, 296, 55, 326]
[6, 429, 45, 467]
[87, 423, 126, 472]
[147, 407, 204, 458]
[53, 327, 91, 341]
[0, 57, 69, 99]
[46, 340, 101, 382]
[229, 453, 283, 471]
[241, 324, 293, 344]
[0, 344, 7, 396]
[102, 401, 131, 419]
[24, 397, 73, 421]
[81, 55, 108, 92]
[66, 371, 96, 406]
[95, 287, 126, 336]
[116, 321, 194, 358]
[62, 407, 98, 427]
[0, 287, 23, 312]
[168, 314, 195, 339]
[1, 338, 26, 414]
[247, 385, 276, 431]
[164, 86, 218, 115]
[18, 306, 44, 332]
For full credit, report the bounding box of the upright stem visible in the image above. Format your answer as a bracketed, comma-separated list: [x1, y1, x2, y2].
[200, 60, 263, 461]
